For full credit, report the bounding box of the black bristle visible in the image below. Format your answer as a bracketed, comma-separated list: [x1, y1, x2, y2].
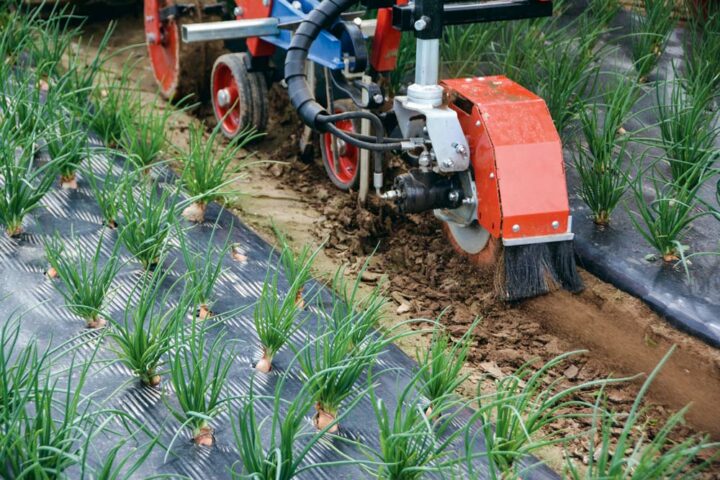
[498, 241, 583, 302]
[548, 240, 584, 293]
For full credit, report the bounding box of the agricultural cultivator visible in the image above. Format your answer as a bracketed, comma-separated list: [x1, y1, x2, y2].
[144, 0, 583, 302]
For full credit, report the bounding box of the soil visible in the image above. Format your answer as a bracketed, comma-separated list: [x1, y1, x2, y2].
[82, 9, 720, 476]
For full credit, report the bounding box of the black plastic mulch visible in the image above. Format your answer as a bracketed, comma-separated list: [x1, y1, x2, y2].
[562, 6, 720, 347]
[0, 137, 558, 479]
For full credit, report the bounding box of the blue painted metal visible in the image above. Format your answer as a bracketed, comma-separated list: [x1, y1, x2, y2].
[260, 0, 347, 69]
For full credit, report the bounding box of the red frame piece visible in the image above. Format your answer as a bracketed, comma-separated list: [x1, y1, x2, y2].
[443, 76, 570, 242]
[236, 0, 276, 57]
[370, 0, 408, 72]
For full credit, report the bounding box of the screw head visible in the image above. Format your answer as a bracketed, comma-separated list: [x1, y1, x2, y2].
[443, 158, 454, 168]
[146, 33, 158, 45]
[414, 17, 428, 31]
[489, 172, 495, 179]
[552, 220, 560, 230]
[454, 143, 467, 156]
[373, 93, 384, 104]
[448, 191, 460, 202]
[512, 224, 520, 233]
[475, 120, 481, 127]
[233, 6, 244, 16]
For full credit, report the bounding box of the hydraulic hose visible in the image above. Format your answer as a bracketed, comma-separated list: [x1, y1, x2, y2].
[284, 0, 404, 153]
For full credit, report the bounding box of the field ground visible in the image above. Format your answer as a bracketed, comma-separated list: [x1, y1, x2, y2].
[83, 7, 720, 473]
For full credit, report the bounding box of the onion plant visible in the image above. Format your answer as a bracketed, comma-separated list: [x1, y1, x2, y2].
[90, 63, 139, 147]
[275, 228, 321, 308]
[416, 317, 480, 417]
[85, 162, 131, 229]
[440, 24, 496, 78]
[655, 79, 719, 191]
[628, 167, 709, 262]
[587, 0, 621, 27]
[44, 233, 122, 329]
[231, 374, 362, 479]
[0, 132, 57, 237]
[177, 219, 231, 319]
[574, 77, 640, 225]
[630, 0, 676, 80]
[533, 35, 599, 136]
[297, 317, 385, 432]
[118, 100, 171, 174]
[683, 4, 720, 99]
[117, 180, 176, 270]
[166, 322, 235, 446]
[475, 351, 627, 473]
[566, 348, 719, 479]
[252, 261, 305, 373]
[359, 372, 464, 479]
[107, 268, 188, 387]
[45, 111, 88, 189]
[180, 121, 260, 223]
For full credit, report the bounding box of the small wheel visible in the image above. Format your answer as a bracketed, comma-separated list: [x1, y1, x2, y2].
[443, 221, 501, 267]
[144, 0, 207, 101]
[211, 53, 255, 139]
[320, 99, 361, 191]
[247, 70, 269, 133]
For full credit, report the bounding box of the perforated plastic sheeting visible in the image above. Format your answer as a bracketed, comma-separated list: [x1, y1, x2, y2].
[0, 138, 558, 479]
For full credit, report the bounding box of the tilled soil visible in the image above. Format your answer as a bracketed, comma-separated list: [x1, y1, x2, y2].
[83, 10, 720, 475]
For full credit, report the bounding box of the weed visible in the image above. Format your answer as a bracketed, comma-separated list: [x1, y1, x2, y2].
[44, 232, 122, 329]
[180, 121, 260, 223]
[166, 322, 235, 446]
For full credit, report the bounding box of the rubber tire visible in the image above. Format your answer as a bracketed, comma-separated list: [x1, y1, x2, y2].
[145, 0, 207, 102]
[211, 53, 255, 140]
[320, 99, 362, 191]
[247, 71, 269, 133]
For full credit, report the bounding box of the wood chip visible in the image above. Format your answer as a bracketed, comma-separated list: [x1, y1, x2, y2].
[479, 361, 505, 379]
[564, 365, 579, 380]
[396, 302, 412, 314]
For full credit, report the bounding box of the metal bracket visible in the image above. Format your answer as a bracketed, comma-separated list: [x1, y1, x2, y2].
[159, 4, 196, 22]
[393, 96, 470, 173]
[502, 217, 575, 246]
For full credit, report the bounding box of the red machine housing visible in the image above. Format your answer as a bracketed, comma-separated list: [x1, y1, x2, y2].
[443, 76, 571, 242]
[235, 0, 276, 57]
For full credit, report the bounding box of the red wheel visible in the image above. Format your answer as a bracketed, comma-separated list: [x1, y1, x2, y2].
[144, 0, 207, 101]
[211, 53, 255, 139]
[320, 99, 361, 191]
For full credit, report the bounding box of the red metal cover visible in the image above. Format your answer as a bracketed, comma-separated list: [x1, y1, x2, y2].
[236, 0, 276, 57]
[370, 0, 408, 72]
[443, 76, 570, 241]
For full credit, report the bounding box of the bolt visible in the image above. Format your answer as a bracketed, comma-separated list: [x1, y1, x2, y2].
[448, 191, 460, 203]
[454, 143, 467, 156]
[262, 0, 269, 5]
[353, 17, 363, 26]
[462, 197, 475, 205]
[552, 220, 560, 230]
[145, 15, 155, 22]
[292, 0, 302, 9]
[146, 33, 158, 44]
[414, 16, 429, 31]
[216, 88, 232, 108]
[373, 93, 384, 104]
[475, 120, 481, 127]
[418, 152, 432, 168]
[512, 224, 521, 233]
[489, 172, 495, 179]
[381, 190, 400, 200]
[233, 6, 244, 16]
[443, 158, 454, 168]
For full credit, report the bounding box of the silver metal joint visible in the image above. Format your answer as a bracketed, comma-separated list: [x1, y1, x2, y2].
[381, 190, 400, 200]
[453, 143, 467, 156]
[448, 191, 460, 203]
[414, 16, 430, 32]
[442, 158, 454, 168]
[216, 88, 232, 108]
[233, 6, 244, 16]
